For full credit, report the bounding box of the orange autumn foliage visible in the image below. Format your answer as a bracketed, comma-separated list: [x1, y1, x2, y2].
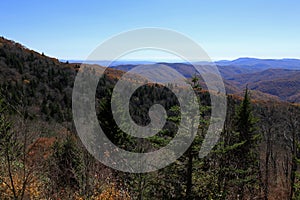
[0, 173, 44, 199]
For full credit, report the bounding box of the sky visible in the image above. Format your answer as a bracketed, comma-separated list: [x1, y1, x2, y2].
[1, 0, 300, 61]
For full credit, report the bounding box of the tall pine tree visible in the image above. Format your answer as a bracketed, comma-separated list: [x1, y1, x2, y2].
[217, 88, 261, 199]
[234, 88, 261, 198]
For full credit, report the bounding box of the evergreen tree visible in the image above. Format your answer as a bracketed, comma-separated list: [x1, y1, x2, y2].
[50, 135, 84, 194]
[235, 88, 261, 198]
[158, 78, 210, 199]
[217, 88, 261, 199]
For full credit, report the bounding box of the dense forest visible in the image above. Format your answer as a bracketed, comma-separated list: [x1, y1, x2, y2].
[0, 36, 300, 200]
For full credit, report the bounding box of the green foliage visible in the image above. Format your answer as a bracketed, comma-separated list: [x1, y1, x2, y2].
[49, 135, 84, 191]
[293, 142, 300, 199]
[215, 88, 262, 199]
[191, 74, 201, 90]
[2, 36, 300, 199]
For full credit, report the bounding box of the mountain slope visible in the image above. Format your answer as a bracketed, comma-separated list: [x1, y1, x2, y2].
[112, 62, 300, 103]
[216, 57, 300, 70]
[224, 68, 300, 102]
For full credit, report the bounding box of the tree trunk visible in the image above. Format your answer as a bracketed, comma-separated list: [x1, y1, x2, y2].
[264, 128, 272, 200]
[186, 146, 193, 199]
[290, 125, 297, 200]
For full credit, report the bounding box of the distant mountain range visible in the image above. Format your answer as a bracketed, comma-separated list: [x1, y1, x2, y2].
[62, 60, 157, 66]
[216, 57, 300, 69]
[1, 36, 299, 103]
[64, 57, 300, 71]
[110, 58, 300, 103]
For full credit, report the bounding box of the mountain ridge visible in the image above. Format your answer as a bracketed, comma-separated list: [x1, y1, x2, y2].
[1, 36, 299, 103]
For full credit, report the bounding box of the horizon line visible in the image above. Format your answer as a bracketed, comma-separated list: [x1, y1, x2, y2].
[59, 57, 300, 63]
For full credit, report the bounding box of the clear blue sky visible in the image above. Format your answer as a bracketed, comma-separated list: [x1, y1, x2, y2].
[1, 0, 300, 61]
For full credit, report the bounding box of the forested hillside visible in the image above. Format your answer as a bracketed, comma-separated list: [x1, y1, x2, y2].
[112, 61, 300, 103]
[0, 37, 300, 199]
